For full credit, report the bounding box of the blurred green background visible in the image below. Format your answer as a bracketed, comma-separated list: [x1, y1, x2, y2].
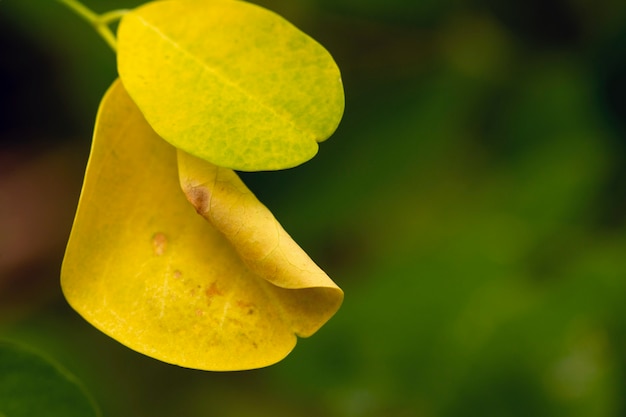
[2, 0, 626, 416]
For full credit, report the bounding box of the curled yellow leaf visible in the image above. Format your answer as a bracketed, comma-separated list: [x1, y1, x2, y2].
[178, 151, 343, 337]
[61, 80, 343, 371]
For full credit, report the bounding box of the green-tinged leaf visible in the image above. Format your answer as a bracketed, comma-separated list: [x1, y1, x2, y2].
[116, 0, 344, 171]
[61, 79, 342, 371]
[0, 341, 99, 417]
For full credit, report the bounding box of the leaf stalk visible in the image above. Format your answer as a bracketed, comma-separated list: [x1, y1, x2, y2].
[56, 0, 128, 51]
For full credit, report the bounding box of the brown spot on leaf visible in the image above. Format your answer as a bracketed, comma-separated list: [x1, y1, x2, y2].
[205, 282, 223, 306]
[173, 270, 182, 279]
[152, 232, 167, 256]
[190, 284, 201, 297]
[237, 300, 255, 315]
[185, 184, 209, 214]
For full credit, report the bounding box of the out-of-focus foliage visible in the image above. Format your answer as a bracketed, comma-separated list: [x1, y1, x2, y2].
[0, 341, 99, 417]
[2, 0, 626, 416]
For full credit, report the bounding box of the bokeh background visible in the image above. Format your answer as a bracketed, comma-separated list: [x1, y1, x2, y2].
[2, 0, 626, 416]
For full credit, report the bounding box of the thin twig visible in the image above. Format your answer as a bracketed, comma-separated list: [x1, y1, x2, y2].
[56, 0, 127, 52]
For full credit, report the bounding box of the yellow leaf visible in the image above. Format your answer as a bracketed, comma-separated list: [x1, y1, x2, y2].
[178, 150, 343, 337]
[117, 0, 344, 171]
[62, 79, 343, 371]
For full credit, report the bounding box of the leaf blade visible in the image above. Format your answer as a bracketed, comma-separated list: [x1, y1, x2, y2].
[61, 81, 343, 371]
[62, 80, 298, 371]
[0, 341, 100, 417]
[178, 151, 344, 337]
[117, 0, 344, 171]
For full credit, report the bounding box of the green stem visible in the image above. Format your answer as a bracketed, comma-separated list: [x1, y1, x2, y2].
[56, 0, 128, 52]
[99, 9, 129, 24]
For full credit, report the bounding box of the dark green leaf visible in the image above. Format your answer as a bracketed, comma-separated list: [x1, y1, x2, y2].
[0, 341, 99, 417]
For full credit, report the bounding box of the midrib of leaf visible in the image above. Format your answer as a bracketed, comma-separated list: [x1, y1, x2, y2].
[134, 13, 315, 142]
